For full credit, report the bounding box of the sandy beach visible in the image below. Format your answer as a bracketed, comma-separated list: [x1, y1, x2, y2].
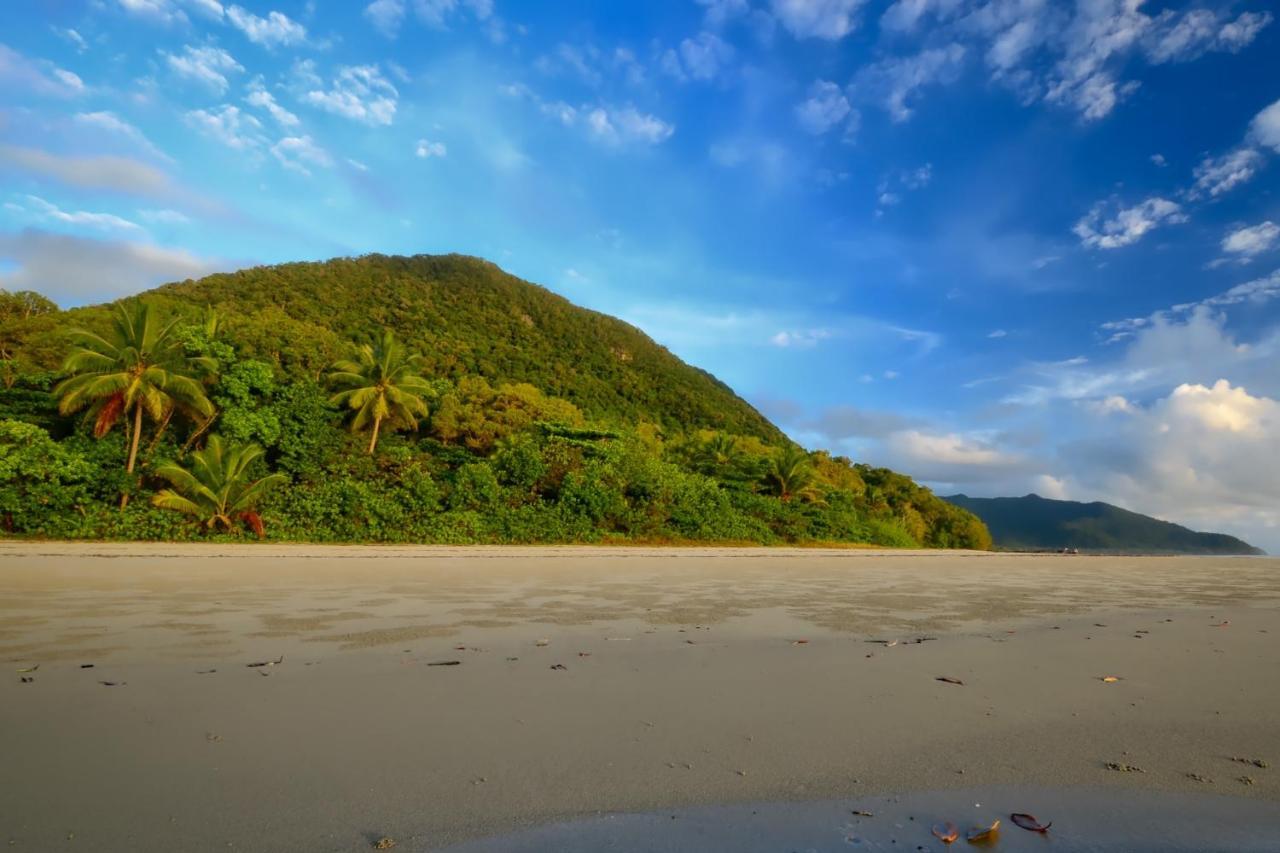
[2, 544, 1278, 851]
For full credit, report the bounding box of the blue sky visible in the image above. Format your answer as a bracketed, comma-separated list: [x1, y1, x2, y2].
[2, 0, 1280, 549]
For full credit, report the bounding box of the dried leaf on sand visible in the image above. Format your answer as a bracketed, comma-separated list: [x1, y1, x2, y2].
[1010, 813, 1051, 832]
[931, 821, 959, 843]
[967, 818, 1000, 842]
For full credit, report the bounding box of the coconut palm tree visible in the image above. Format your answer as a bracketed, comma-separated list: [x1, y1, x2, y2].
[326, 328, 432, 454]
[760, 445, 820, 502]
[55, 301, 215, 476]
[152, 436, 286, 537]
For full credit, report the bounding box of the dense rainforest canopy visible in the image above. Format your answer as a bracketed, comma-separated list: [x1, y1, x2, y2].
[0, 254, 991, 549]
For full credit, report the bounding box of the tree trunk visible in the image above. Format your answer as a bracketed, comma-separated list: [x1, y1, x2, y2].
[367, 416, 382, 455]
[121, 404, 143, 509]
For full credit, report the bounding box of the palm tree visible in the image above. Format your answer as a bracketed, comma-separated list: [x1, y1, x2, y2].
[327, 328, 432, 454]
[761, 445, 820, 502]
[55, 301, 215, 476]
[152, 436, 286, 537]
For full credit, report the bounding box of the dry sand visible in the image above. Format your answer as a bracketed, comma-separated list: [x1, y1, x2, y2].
[1, 544, 1278, 851]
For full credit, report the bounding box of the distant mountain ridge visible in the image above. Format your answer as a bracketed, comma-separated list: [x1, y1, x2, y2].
[943, 494, 1265, 555]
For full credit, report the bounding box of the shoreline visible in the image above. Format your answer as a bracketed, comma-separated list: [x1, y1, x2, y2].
[3, 549, 1277, 851]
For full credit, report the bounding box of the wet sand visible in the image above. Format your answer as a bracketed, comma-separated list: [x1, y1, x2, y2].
[1, 544, 1278, 851]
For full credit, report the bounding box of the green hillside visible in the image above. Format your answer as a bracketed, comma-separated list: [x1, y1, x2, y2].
[944, 494, 1264, 555]
[0, 254, 990, 548]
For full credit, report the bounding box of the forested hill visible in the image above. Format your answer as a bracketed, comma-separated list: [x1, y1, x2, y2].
[0, 254, 991, 549]
[944, 494, 1265, 555]
[13, 254, 784, 443]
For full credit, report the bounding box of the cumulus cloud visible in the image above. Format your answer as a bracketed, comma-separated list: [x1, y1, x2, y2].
[414, 139, 447, 158]
[115, 0, 189, 25]
[304, 65, 398, 126]
[161, 45, 243, 94]
[584, 106, 675, 146]
[1222, 221, 1279, 258]
[1249, 97, 1280, 154]
[0, 43, 85, 97]
[662, 31, 734, 82]
[1188, 147, 1265, 199]
[270, 135, 332, 176]
[854, 43, 966, 122]
[364, 0, 406, 37]
[0, 228, 224, 305]
[226, 6, 308, 46]
[696, 0, 749, 28]
[1073, 196, 1187, 250]
[184, 104, 265, 150]
[1144, 9, 1272, 64]
[244, 78, 299, 127]
[795, 80, 854, 135]
[770, 0, 867, 40]
[770, 328, 833, 347]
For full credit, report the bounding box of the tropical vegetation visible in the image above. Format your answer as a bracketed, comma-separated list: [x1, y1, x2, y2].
[0, 254, 991, 548]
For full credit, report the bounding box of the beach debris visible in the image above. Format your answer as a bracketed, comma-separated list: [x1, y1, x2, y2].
[16, 665, 38, 673]
[505, 656, 519, 661]
[936, 676, 965, 686]
[1212, 621, 1230, 627]
[792, 639, 810, 645]
[1093, 623, 1107, 628]
[866, 639, 898, 647]
[205, 732, 222, 743]
[80, 664, 95, 669]
[1010, 813, 1050, 832]
[1185, 773, 1212, 783]
[535, 639, 550, 647]
[905, 637, 937, 644]
[578, 652, 592, 657]
[931, 821, 959, 843]
[1240, 776, 1255, 785]
[684, 639, 696, 644]
[605, 637, 631, 641]
[1104, 762, 1145, 773]
[1100, 676, 1122, 683]
[736, 770, 748, 777]
[257, 670, 271, 677]
[196, 669, 217, 674]
[20, 676, 33, 683]
[372, 837, 396, 849]
[851, 809, 874, 817]
[98, 680, 125, 687]
[246, 655, 284, 668]
[427, 660, 461, 667]
[1230, 756, 1269, 768]
[967, 819, 1000, 842]
[549, 664, 567, 670]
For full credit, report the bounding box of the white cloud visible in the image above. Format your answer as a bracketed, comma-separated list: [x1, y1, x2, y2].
[72, 111, 170, 162]
[226, 6, 308, 47]
[116, 0, 188, 25]
[0, 43, 85, 97]
[770, 328, 833, 348]
[988, 329, 1007, 339]
[185, 105, 265, 150]
[770, 0, 867, 40]
[585, 106, 675, 146]
[881, 0, 964, 33]
[15, 195, 143, 233]
[1249, 97, 1280, 154]
[161, 45, 243, 94]
[1189, 147, 1265, 199]
[855, 43, 966, 122]
[795, 80, 852, 134]
[1144, 9, 1272, 64]
[270, 135, 332, 176]
[0, 229, 223, 304]
[1222, 222, 1280, 258]
[186, 0, 225, 19]
[54, 27, 89, 53]
[1073, 196, 1187, 250]
[663, 31, 734, 82]
[304, 65, 399, 126]
[365, 0, 406, 37]
[413, 0, 492, 27]
[696, 0, 749, 28]
[414, 139, 447, 158]
[245, 78, 299, 127]
[1150, 153, 1166, 167]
